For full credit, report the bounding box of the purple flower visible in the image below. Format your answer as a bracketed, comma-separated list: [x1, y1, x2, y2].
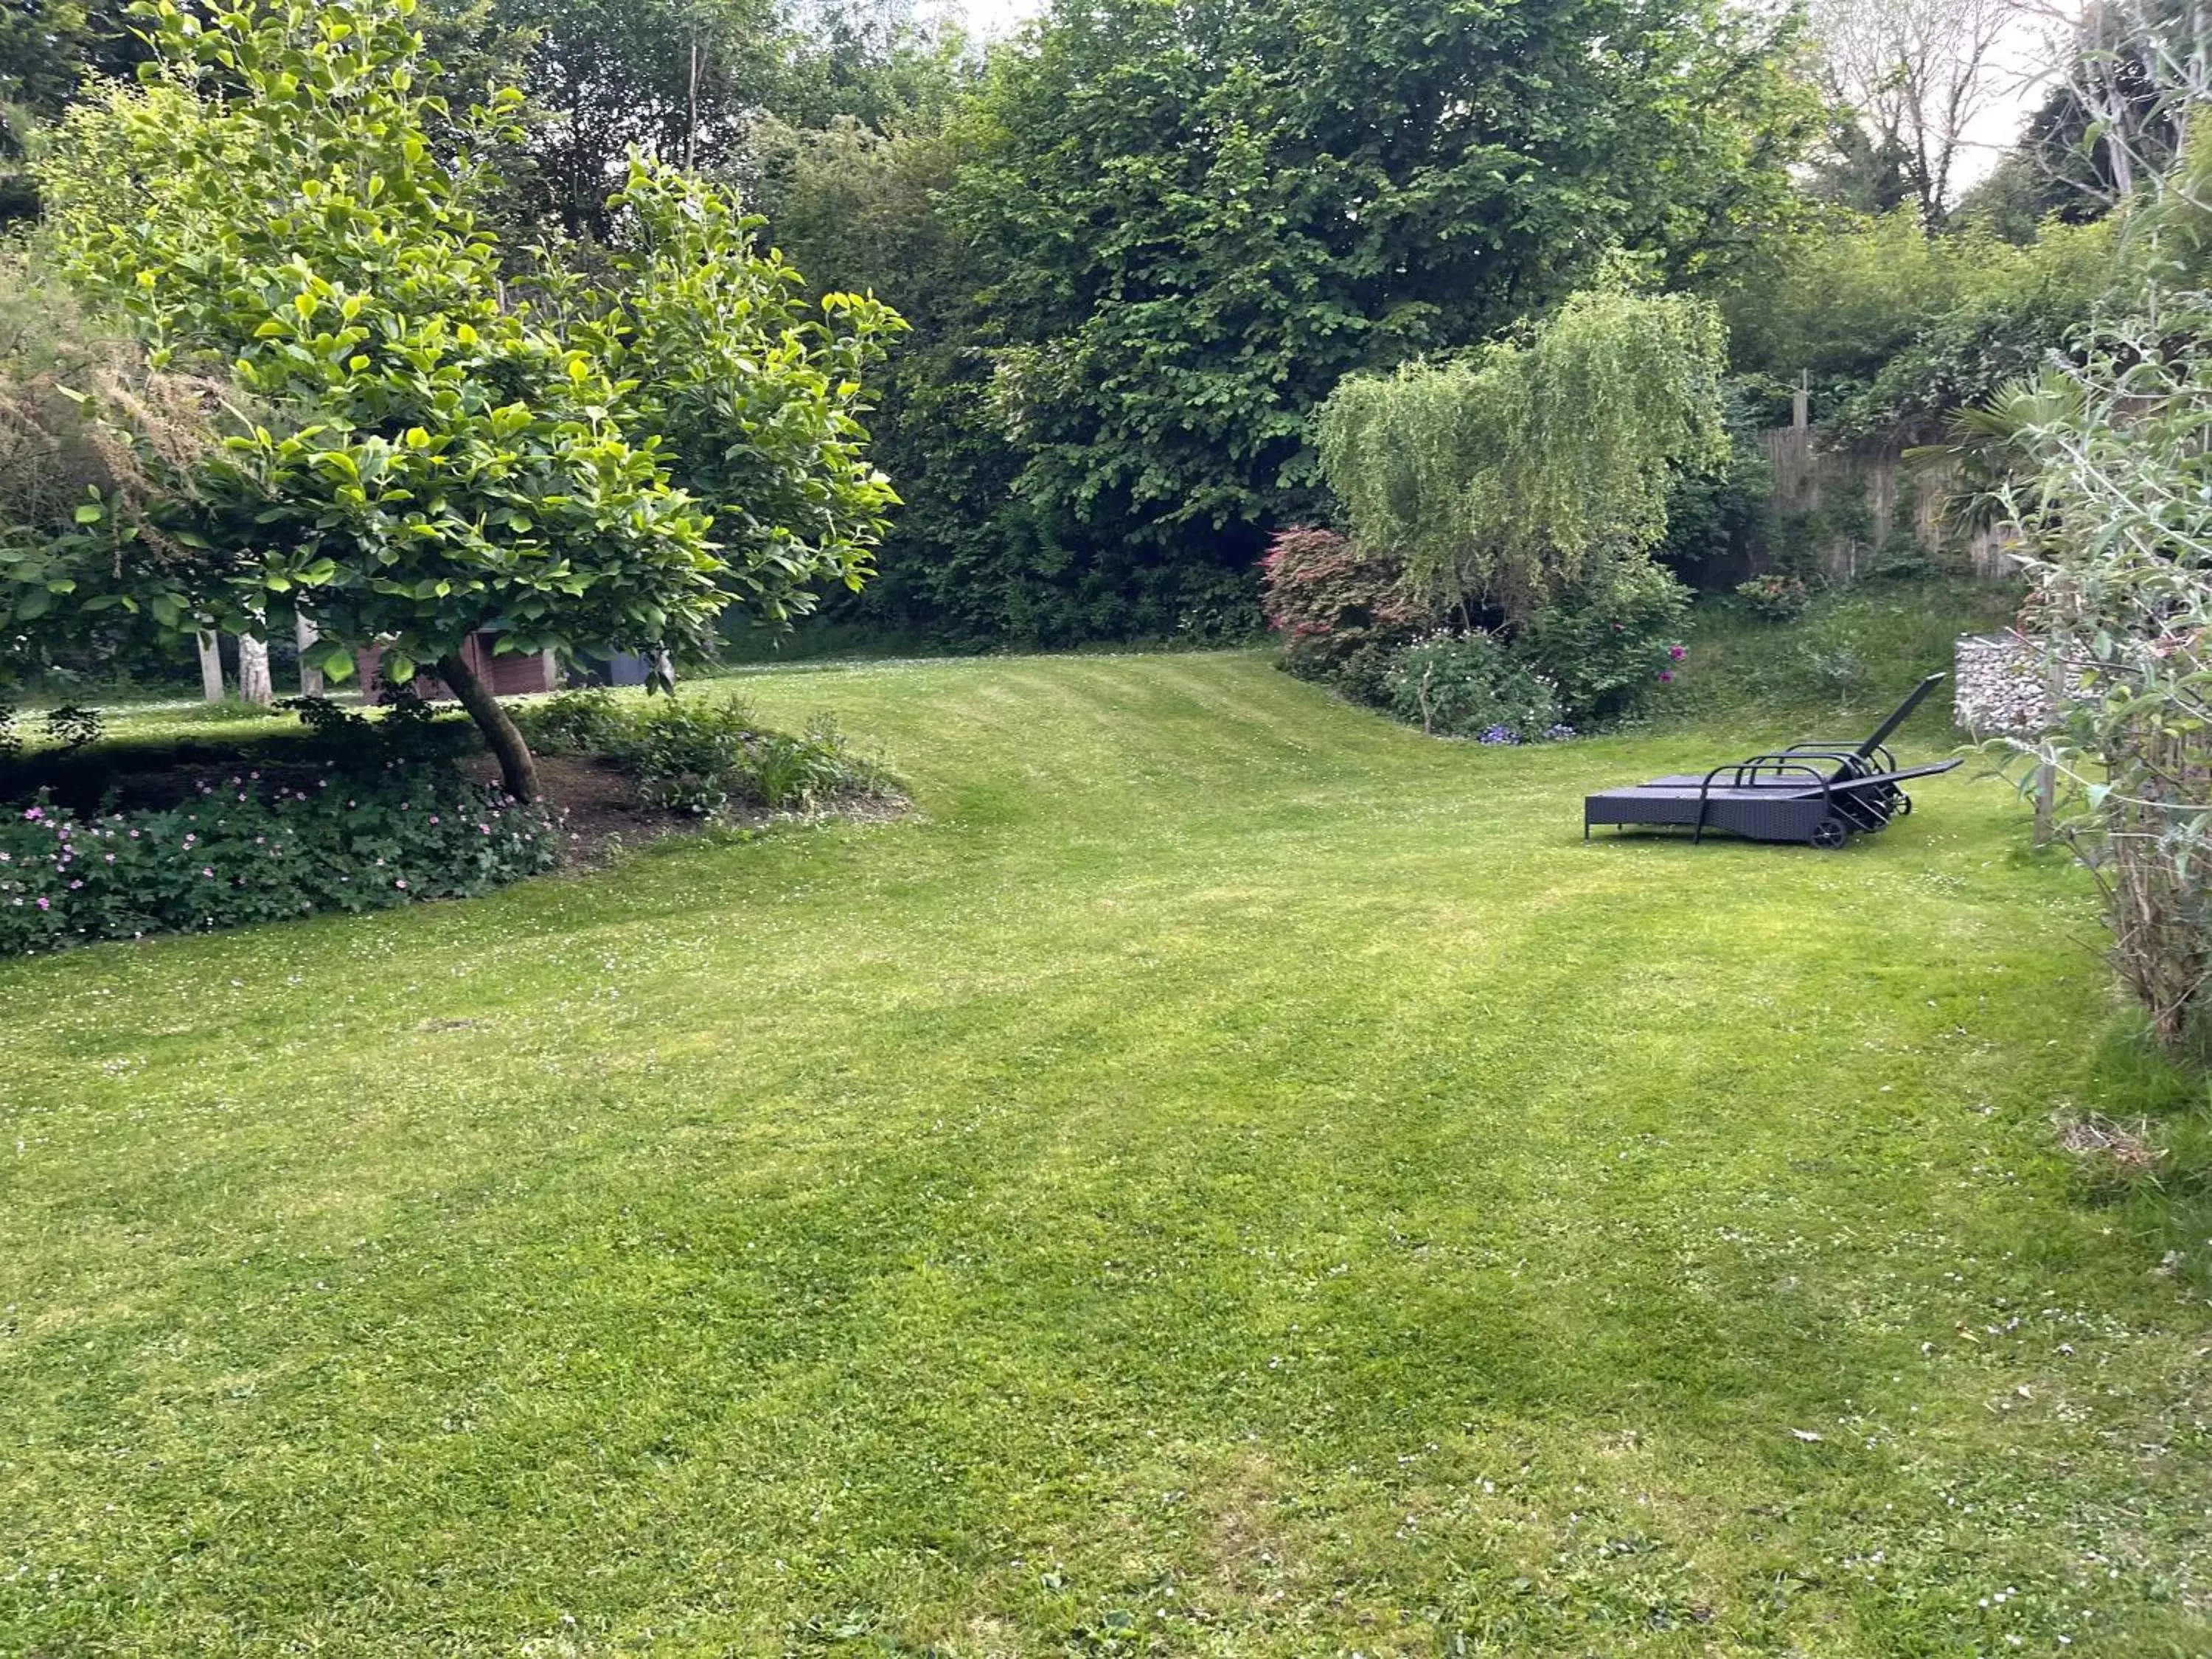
[35, 897, 49, 910]
[1658, 670, 1674, 684]
[1668, 644, 1688, 661]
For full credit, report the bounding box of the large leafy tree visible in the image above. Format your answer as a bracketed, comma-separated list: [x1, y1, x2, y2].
[493, 0, 790, 239]
[487, 0, 968, 240]
[29, 0, 900, 799]
[939, 0, 1817, 639]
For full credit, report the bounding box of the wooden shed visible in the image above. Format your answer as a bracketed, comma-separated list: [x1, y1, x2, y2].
[355, 631, 559, 705]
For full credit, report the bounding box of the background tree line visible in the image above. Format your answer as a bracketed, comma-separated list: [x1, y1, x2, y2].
[3, 0, 2199, 658]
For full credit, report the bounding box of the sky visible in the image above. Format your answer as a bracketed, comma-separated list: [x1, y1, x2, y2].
[943, 0, 1044, 40]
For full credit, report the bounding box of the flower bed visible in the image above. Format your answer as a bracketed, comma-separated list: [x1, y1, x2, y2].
[0, 764, 559, 956]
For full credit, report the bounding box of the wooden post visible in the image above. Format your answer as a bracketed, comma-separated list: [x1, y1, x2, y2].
[196, 632, 225, 703]
[2034, 649, 2067, 847]
[296, 613, 324, 698]
[237, 634, 274, 706]
[1791, 370, 1810, 433]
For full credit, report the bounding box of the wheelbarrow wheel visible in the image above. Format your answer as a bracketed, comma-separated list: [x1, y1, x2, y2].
[1810, 818, 1850, 852]
[1894, 792, 1913, 816]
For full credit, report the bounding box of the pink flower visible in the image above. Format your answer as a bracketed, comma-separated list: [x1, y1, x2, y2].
[35, 897, 49, 910]
[202, 867, 215, 878]
[103, 854, 114, 863]
[394, 878, 408, 890]
[1668, 644, 1688, 661]
[68, 880, 81, 890]
[428, 815, 439, 825]
[1658, 670, 1674, 684]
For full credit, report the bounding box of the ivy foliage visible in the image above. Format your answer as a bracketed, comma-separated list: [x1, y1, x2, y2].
[1315, 290, 1730, 622]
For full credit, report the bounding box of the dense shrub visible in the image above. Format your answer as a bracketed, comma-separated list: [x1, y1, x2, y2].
[1736, 574, 1811, 621]
[1384, 633, 1565, 741]
[1725, 212, 2121, 442]
[507, 688, 627, 758]
[1258, 526, 1428, 706]
[0, 765, 559, 956]
[616, 697, 765, 815]
[1510, 561, 1690, 726]
[514, 689, 900, 815]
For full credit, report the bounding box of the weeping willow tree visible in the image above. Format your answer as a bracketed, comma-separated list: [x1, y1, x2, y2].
[1315, 289, 1729, 621]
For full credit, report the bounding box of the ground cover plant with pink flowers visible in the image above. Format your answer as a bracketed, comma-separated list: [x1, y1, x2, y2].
[0, 694, 561, 957]
[0, 767, 559, 955]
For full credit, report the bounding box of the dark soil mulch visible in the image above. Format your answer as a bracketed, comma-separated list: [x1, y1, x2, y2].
[477, 753, 910, 868]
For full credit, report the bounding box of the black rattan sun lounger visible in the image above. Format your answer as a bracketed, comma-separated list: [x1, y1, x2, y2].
[1583, 673, 1962, 850]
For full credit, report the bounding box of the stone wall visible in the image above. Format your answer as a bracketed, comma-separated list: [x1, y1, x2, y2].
[1760, 425, 2014, 582]
[1954, 631, 2079, 734]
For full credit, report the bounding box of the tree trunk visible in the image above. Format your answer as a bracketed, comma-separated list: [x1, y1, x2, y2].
[237, 634, 274, 706]
[438, 650, 540, 801]
[197, 632, 225, 703]
[296, 613, 324, 697]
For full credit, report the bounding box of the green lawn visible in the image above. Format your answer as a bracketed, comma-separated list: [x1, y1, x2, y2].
[4, 651, 2208, 1657]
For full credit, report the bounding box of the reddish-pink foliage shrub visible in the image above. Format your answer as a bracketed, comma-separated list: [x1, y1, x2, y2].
[1259, 526, 1431, 703]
